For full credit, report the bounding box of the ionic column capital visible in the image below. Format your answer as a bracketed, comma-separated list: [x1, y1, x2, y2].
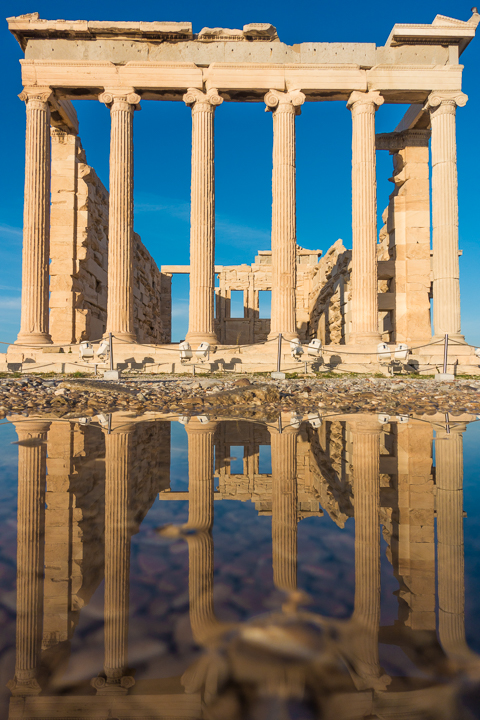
[98, 89, 141, 111]
[426, 91, 468, 113]
[183, 87, 223, 112]
[347, 90, 384, 113]
[18, 87, 53, 109]
[184, 418, 218, 436]
[264, 89, 305, 115]
[268, 425, 298, 438]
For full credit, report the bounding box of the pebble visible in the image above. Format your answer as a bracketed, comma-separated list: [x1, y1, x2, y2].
[0, 374, 478, 420]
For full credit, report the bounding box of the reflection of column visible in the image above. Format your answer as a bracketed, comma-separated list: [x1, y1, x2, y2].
[350, 419, 387, 689]
[16, 88, 53, 345]
[185, 420, 217, 644]
[99, 90, 141, 343]
[93, 428, 134, 694]
[8, 421, 50, 695]
[347, 91, 384, 345]
[43, 422, 74, 649]
[436, 424, 475, 664]
[265, 90, 305, 341]
[427, 92, 467, 340]
[269, 426, 298, 592]
[395, 422, 435, 630]
[183, 88, 223, 346]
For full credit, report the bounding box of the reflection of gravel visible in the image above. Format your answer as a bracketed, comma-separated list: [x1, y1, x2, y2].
[0, 375, 479, 418]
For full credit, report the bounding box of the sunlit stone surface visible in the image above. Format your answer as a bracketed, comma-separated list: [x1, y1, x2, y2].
[5, 11, 480, 374]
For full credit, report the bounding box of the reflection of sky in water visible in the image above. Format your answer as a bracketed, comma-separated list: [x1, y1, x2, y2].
[0, 417, 479, 716]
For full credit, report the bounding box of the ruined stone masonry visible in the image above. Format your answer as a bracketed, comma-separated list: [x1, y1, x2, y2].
[6, 11, 480, 373]
[49, 129, 171, 345]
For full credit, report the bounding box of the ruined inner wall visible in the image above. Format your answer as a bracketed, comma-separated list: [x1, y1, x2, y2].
[215, 247, 320, 344]
[307, 240, 352, 345]
[49, 131, 171, 345]
[377, 133, 432, 344]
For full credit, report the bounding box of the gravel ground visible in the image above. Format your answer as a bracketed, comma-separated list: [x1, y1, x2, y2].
[0, 374, 479, 419]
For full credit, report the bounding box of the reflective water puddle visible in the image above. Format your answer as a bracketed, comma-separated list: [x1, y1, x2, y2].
[1, 412, 480, 719]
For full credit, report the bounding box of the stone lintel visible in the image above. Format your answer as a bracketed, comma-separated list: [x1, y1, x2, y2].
[376, 128, 431, 151]
[160, 265, 224, 274]
[385, 11, 479, 55]
[49, 95, 79, 134]
[7, 15, 194, 50]
[17, 61, 464, 105]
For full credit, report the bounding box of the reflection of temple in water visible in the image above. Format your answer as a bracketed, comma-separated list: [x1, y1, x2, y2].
[6, 412, 478, 718]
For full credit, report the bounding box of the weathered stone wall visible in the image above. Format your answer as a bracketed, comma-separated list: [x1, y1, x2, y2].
[49, 130, 171, 345]
[376, 131, 432, 343]
[42, 419, 171, 650]
[214, 421, 323, 519]
[215, 247, 321, 344]
[307, 240, 352, 344]
[133, 236, 172, 345]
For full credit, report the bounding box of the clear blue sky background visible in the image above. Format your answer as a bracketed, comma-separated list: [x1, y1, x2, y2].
[1, 0, 479, 343]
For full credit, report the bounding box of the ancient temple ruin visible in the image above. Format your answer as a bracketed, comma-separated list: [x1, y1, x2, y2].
[5, 11, 480, 373]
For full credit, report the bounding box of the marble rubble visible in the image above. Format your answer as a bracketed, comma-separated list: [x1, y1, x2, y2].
[4, 10, 480, 374]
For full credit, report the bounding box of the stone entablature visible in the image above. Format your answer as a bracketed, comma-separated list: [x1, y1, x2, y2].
[8, 12, 478, 72]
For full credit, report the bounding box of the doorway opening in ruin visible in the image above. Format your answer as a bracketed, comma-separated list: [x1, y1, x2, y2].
[259, 444, 272, 475]
[230, 447, 245, 475]
[171, 274, 190, 342]
[230, 291, 244, 319]
[258, 290, 271, 320]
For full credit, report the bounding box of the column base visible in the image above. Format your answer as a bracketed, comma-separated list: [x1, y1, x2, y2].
[433, 334, 465, 344]
[267, 331, 299, 342]
[91, 675, 135, 695]
[348, 332, 382, 345]
[107, 332, 137, 344]
[15, 332, 52, 346]
[7, 676, 42, 696]
[185, 331, 218, 347]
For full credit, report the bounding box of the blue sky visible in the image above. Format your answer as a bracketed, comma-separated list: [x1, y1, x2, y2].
[1, 0, 479, 343]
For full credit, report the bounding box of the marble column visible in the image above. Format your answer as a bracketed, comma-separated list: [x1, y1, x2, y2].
[350, 419, 388, 690]
[185, 420, 217, 644]
[347, 91, 384, 345]
[92, 427, 134, 694]
[183, 88, 223, 346]
[99, 90, 141, 343]
[16, 88, 53, 346]
[436, 424, 475, 664]
[269, 425, 298, 592]
[8, 421, 50, 696]
[427, 92, 468, 341]
[265, 90, 305, 342]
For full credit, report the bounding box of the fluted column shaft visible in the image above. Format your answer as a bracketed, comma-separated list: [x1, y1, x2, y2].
[185, 421, 217, 643]
[347, 91, 384, 345]
[351, 421, 382, 684]
[99, 90, 140, 342]
[16, 88, 53, 345]
[428, 92, 467, 340]
[184, 89, 223, 346]
[9, 421, 50, 696]
[265, 90, 305, 341]
[93, 429, 134, 694]
[436, 424, 473, 662]
[269, 426, 298, 592]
